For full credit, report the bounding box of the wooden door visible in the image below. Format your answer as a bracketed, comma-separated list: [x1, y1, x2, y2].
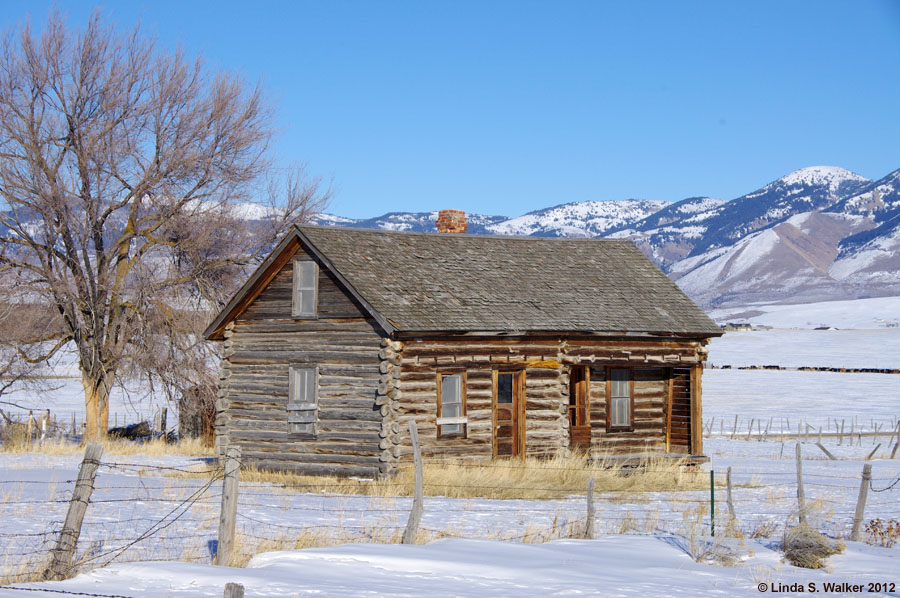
[493, 371, 525, 458]
[568, 366, 591, 451]
[667, 367, 692, 452]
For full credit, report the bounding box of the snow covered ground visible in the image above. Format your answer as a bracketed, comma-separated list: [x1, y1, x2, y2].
[2, 534, 899, 597]
[2, 316, 900, 596]
[708, 296, 900, 329]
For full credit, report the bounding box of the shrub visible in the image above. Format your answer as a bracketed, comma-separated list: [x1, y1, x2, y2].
[864, 518, 899, 548]
[783, 524, 845, 569]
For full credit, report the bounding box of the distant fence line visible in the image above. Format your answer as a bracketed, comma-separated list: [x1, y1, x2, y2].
[703, 415, 900, 450]
[707, 364, 900, 374]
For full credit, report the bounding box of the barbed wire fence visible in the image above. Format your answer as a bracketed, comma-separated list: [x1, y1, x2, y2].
[1, 431, 898, 594]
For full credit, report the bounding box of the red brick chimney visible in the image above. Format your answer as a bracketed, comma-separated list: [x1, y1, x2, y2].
[436, 209, 468, 234]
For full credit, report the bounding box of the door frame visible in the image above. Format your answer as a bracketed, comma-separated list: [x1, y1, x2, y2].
[492, 369, 526, 458]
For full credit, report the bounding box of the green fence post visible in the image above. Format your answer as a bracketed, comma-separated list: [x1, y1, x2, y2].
[710, 469, 715, 537]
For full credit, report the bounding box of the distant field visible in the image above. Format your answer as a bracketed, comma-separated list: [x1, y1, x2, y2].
[707, 328, 900, 369]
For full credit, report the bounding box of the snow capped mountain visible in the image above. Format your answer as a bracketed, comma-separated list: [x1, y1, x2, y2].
[826, 169, 900, 288]
[670, 211, 874, 306]
[607, 197, 727, 268]
[779, 165, 869, 192]
[686, 166, 870, 257]
[299, 164, 898, 307]
[484, 200, 666, 237]
[309, 211, 508, 234]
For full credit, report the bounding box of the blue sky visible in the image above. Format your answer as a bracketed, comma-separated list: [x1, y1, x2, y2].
[3, 1, 899, 219]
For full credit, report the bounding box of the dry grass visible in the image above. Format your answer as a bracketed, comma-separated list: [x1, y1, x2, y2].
[233, 454, 707, 501]
[0, 435, 214, 457]
[783, 523, 845, 569]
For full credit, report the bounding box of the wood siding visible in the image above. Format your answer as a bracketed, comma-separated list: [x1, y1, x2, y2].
[390, 336, 708, 463]
[216, 245, 391, 477]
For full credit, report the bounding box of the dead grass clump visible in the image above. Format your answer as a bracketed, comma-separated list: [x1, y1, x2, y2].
[783, 524, 845, 569]
[748, 520, 779, 539]
[0, 436, 215, 457]
[0, 422, 29, 451]
[228, 454, 706, 500]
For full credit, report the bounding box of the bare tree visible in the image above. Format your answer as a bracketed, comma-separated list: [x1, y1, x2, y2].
[0, 12, 329, 439]
[0, 268, 59, 423]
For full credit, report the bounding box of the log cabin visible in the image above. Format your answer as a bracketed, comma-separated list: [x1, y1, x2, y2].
[204, 212, 723, 476]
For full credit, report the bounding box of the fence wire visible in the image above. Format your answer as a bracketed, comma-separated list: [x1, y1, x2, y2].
[1, 452, 898, 586]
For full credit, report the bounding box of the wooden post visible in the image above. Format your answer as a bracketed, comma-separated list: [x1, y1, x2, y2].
[815, 442, 837, 461]
[850, 464, 872, 542]
[866, 444, 881, 461]
[745, 418, 754, 441]
[689, 365, 702, 454]
[71, 412, 76, 437]
[160, 407, 167, 442]
[40, 410, 49, 447]
[26, 410, 33, 447]
[665, 373, 673, 451]
[223, 583, 245, 598]
[709, 470, 715, 537]
[584, 477, 595, 539]
[731, 415, 738, 440]
[839, 419, 845, 446]
[726, 466, 735, 520]
[43, 443, 104, 580]
[402, 419, 424, 544]
[216, 446, 241, 566]
[795, 443, 807, 526]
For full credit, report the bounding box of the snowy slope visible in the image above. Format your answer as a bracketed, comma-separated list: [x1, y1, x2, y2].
[669, 211, 873, 307]
[686, 166, 870, 257]
[483, 200, 667, 237]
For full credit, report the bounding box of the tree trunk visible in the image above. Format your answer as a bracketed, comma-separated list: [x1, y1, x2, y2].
[82, 373, 111, 441]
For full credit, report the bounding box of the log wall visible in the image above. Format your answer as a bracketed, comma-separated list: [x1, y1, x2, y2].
[392, 336, 709, 462]
[216, 246, 391, 477]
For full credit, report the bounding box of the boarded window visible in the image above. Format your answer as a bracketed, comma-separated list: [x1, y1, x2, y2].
[287, 366, 318, 435]
[292, 260, 318, 318]
[608, 368, 631, 429]
[437, 372, 466, 437]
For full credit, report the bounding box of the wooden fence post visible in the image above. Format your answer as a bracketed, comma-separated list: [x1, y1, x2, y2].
[43, 443, 104, 581]
[584, 477, 595, 539]
[223, 583, 245, 598]
[402, 419, 424, 545]
[815, 442, 837, 460]
[160, 407, 167, 442]
[891, 422, 900, 459]
[795, 443, 807, 526]
[216, 446, 241, 566]
[850, 464, 872, 542]
[726, 466, 735, 520]
[26, 410, 33, 447]
[40, 410, 49, 447]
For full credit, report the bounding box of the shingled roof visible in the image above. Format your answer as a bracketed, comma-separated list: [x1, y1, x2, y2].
[206, 225, 722, 339]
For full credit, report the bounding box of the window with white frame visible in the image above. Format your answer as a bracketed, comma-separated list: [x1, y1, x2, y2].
[292, 259, 318, 318]
[287, 365, 318, 435]
[437, 372, 466, 437]
[608, 368, 632, 429]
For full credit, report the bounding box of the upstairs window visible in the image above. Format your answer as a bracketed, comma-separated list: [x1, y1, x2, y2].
[608, 368, 632, 430]
[292, 259, 318, 318]
[287, 365, 318, 436]
[437, 372, 467, 437]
